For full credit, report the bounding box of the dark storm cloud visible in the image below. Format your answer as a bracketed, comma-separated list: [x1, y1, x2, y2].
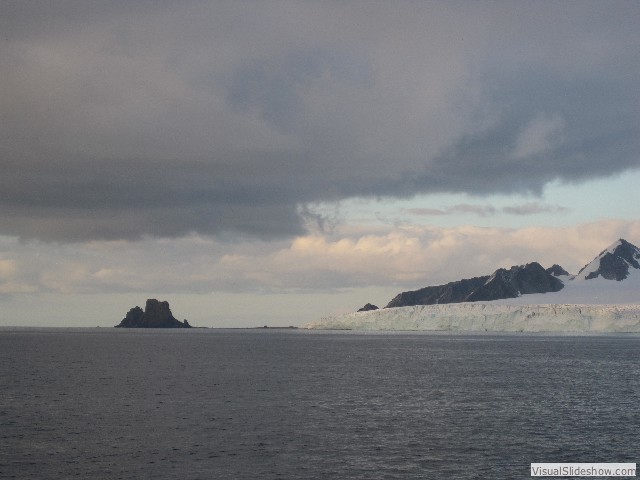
[1, 1, 638, 241]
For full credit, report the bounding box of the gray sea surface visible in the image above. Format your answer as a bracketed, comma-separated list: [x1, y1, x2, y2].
[1, 328, 638, 479]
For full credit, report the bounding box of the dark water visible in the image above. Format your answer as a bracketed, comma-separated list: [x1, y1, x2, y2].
[1, 329, 638, 479]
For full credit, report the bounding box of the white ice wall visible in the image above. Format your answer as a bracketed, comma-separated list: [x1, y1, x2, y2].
[306, 303, 640, 332]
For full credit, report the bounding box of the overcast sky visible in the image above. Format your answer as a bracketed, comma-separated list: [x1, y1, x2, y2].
[1, 1, 639, 327]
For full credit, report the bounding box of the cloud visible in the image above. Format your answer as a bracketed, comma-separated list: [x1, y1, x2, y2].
[0, 255, 37, 294]
[502, 203, 570, 216]
[512, 113, 566, 159]
[3, 219, 639, 297]
[408, 204, 497, 217]
[1, 1, 638, 241]
[408, 202, 568, 217]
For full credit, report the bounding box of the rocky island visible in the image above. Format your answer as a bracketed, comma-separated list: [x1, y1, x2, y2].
[115, 299, 192, 328]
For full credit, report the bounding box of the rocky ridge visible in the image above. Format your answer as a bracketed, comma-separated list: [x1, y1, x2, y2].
[386, 262, 563, 308]
[546, 264, 570, 277]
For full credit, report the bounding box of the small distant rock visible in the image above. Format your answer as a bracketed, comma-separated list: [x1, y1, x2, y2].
[115, 299, 192, 328]
[358, 303, 379, 312]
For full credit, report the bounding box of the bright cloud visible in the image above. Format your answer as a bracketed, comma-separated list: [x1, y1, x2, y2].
[2, 220, 639, 298]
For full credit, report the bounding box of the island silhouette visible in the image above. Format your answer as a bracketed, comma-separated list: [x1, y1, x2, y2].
[115, 299, 191, 328]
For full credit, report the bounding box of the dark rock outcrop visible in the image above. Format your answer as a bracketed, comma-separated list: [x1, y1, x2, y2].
[118, 306, 144, 327]
[385, 262, 564, 308]
[466, 263, 564, 302]
[358, 303, 379, 312]
[115, 299, 191, 328]
[386, 277, 486, 308]
[577, 239, 640, 281]
[546, 264, 570, 277]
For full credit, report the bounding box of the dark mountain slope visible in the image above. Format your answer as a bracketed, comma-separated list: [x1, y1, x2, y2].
[386, 262, 563, 308]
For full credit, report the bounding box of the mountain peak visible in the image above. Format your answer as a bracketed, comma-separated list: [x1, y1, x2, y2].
[546, 264, 570, 277]
[575, 238, 640, 281]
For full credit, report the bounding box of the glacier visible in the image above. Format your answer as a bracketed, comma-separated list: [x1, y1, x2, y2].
[306, 303, 640, 333]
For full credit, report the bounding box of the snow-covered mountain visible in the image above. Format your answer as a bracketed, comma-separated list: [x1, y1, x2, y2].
[307, 239, 640, 332]
[500, 239, 640, 305]
[574, 238, 640, 281]
[384, 239, 640, 310]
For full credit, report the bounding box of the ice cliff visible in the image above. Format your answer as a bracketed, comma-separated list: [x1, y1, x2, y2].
[306, 303, 640, 333]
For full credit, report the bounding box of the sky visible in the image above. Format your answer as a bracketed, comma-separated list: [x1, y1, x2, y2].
[1, 1, 639, 327]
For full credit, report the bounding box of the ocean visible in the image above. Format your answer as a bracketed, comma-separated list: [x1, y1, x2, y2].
[1, 328, 638, 479]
